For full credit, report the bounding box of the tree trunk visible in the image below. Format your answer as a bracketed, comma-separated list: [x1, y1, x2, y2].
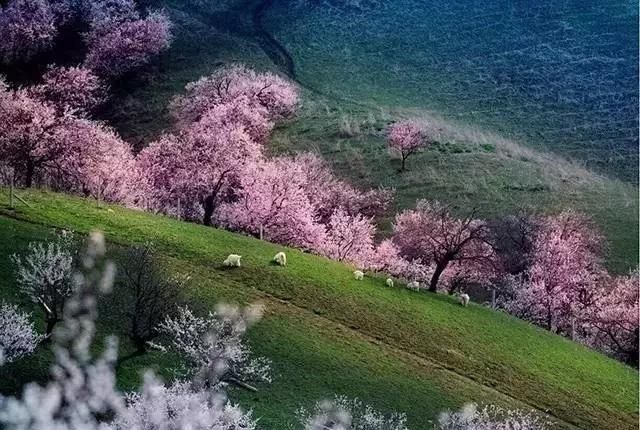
[401, 154, 406, 171]
[429, 261, 448, 292]
[45, 318, 57, 336]
[203, 194, 216, 226]
[25, 161, 35, 188]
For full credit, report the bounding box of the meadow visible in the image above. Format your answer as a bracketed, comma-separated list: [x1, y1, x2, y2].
[0, 189, 637, 429]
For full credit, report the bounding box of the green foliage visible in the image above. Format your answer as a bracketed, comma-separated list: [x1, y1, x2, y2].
[0, 189, 637, 430]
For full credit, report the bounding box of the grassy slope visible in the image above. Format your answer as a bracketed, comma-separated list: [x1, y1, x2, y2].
[0, 189, 637, 430]
[102, 0, 638, 273]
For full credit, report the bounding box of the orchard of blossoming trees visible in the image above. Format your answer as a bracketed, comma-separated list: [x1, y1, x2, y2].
[0, 0, 172, 77]
[0, 0, 635, 365]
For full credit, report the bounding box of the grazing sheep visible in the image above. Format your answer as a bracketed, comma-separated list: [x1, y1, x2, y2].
[385, 278, 394, 288]
[353, 270, 364, 280]
[273, 251, 287, 266]
[223, 254, 242, 267]
[458, 293, 470, 307]
[407, 281, 420, 291]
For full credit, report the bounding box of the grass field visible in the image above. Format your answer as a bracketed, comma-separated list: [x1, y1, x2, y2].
[0, 189, 637, 429]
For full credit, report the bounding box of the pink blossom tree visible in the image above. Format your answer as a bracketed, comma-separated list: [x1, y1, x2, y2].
[387, 120, 434, 171]
[500, 211, 606, 334]
[53, 119, 137, 203]
[137, 121, 261, 225]
[392, 200, 498, 292]
[0, 81, 135, 200]
[0, 82, 75, 187]
[84, 10, 172, 78]
[31, 65, 105, 114]
[0, 0, 57, 63]
[587, 271, 639, 365]
[193, 96, 273, 144]
[216, 158, 325, 249]
[170, 64, 299, 125]
[319, 209, 376, 266]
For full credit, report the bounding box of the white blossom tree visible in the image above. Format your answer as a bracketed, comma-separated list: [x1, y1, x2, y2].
[159, 305, 272, 391]
[297, 396, 410, 430]
[104, 373, 258, 430]
[0, 231, 124, 430]
[0, 302, 42, 365]
[11, 231, 75, 334]
[436, 403, 548, 430]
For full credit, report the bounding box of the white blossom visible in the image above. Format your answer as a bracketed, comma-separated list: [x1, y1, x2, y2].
[159, 304, 271, 390]
[103, 372, 258, 430]
[298, 396, 409, 430]
[11, 232, 75, 334]
[0, 231, 124, 430]
[436, 403, 548, 430]
[0, 302, 42, 364]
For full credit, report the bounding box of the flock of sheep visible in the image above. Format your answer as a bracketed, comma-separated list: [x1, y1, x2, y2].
[222, 252, 471, 307]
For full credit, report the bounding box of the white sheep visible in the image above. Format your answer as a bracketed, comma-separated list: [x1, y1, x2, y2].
[407, 280, 420, 291]
[457, 293, 470, 307]
[353, 270, 364, 280]
[385, 278, 394, 288]
[223, 254, 242, 267]
[273, 251, 287, 266]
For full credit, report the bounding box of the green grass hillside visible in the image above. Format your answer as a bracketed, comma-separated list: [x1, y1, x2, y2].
[0, 189, 637, 430]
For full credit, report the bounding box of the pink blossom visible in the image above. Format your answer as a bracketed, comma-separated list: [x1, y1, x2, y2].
[319, 209, 376, 266]
[392, 200, 499, 292]
[170, 64, 299, 125]
[137, 121, 261, 225]
[0, 0, 57, 63]
[31, 65, 105, 113]
[387, 120, 432, 171]
[217, 158, 325, 249]
[84, 10, 172, 77]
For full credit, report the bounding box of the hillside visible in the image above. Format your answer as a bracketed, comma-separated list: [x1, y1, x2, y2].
[100, 0, 639, 273]
[0, 189, 637, 430]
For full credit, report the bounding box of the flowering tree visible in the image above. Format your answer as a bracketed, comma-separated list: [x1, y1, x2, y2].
[194, 96, 273, 144]
[587, 271, 639, 366]
[217, 158, 325, 249]
[500, 211, 605, 335]
[86, 0, 140, 25]
[11, 232, 75, 335]
[137, 121, 260, 225]
[31, 66, 105, 114]
[105, 374, 258, 430]
[0, 302, 42, 365]
[392, 201, 498, 292]
[436, 403, 548, 430]
[0, 81, 135, 200]
[0, 82, 73, 187]
[170, 64, 299, 125]
[0, 0, 57, 63]
[320, 209, 376, 266]
[159, 305, 272, 391]
[1, 232, 266, 429]
[84, 10, 172, 77]
[387, 120, 434, 171]
[0, 232, 125, 430]
[297, 396, 410, 430]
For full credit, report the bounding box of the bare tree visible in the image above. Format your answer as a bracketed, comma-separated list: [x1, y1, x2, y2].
[114, 244, 182, 354]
